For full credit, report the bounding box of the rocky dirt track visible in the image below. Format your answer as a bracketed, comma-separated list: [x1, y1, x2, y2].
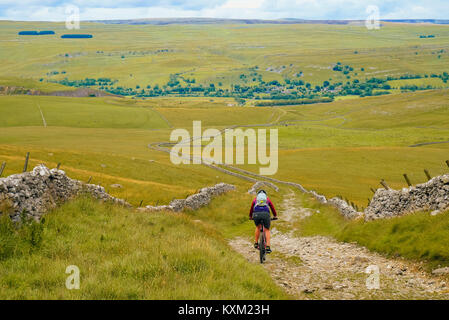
[230, 192, 449, 299]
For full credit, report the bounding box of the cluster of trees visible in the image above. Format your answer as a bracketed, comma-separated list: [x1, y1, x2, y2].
[60, 34, 93, 39]
[400, 85, 434, 91]
[392, 74, 424, 80]
[48, 66, 449, 103]
[338, 79, 390, 97]
[399, 74, 448, 92]
[239, 71, 262, 83]
[333, 62, 354, 75]
[52, 77, 118, 87]
[432, 72, 449, 83]
[18, 30, 55, 35]
[47, 71, 61, 76]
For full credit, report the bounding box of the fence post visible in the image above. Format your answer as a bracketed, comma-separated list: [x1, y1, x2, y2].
[139, 200, 143, 207]
[56, 163, 61, 170]
[403, 174, 412, 187]
[87, 176, 92, 184]
[380, 179, 389, 190]
[424, 169, 431, 181]
[23, 152, 30, 172]
[0, 161, 5, 177]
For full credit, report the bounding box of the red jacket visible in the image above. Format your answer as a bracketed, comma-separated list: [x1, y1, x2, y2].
[249, 197, 277, 219]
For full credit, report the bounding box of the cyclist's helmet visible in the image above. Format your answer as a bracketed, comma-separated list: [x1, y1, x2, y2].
[257, 189, 267, 195]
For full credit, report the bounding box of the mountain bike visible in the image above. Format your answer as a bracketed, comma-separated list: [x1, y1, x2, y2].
[256, 217, 277, 264]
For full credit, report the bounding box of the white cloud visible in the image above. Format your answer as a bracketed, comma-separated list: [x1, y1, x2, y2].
[221, 0, 264, 10]
[0, 0, 447, 21]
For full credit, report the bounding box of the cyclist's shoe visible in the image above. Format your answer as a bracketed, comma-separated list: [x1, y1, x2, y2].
[266, 246, 272, 254]
[254, 243, 259, 249]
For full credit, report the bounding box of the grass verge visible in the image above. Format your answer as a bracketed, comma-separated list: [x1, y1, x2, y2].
[0, 196, 288, 299]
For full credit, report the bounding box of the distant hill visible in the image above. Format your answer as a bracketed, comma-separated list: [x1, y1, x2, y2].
[88, 17, 449, 25]
[89, 18, 351, 25]
[382, 19, 449, 24]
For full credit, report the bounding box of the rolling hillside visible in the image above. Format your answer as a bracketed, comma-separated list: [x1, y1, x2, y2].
[1, 20, 449, 300]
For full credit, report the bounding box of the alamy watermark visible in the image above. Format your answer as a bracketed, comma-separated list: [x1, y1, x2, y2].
[65, 5, 80, 30]
[365, 5, 380, 30]
[365, 265, 380, 289]
[65, 265, 80, 290]
[170, 121, 278, 175]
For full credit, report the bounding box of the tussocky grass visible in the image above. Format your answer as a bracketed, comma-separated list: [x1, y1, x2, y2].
[0, 196, 289, 299]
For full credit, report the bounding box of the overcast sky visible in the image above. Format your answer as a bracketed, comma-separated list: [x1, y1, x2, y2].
[0, 0, 447, 21]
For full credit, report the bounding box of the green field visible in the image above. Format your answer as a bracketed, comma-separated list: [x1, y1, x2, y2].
[1, 21, 449, 97]
[1, 20, 449, 299]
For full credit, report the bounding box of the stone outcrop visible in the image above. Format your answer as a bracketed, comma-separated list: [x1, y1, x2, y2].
[0, 85, 41, 95]
[139, 183, 235, 212]
[49, 88, 114, 97]
[432, 267, 449, 275]
[0, 165, 130, 222]
[364, 174, 449, 220]
[248, 181, 279, 194]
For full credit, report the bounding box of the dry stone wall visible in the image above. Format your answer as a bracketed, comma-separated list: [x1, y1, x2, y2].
[2, 164, 448, 223]
[0, 165, 130, 222]
[365, 174, 449, 220]
[139, 183, 235, 212]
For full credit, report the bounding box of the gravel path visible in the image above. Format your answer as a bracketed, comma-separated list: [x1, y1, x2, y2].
[229, 192, 449, 300]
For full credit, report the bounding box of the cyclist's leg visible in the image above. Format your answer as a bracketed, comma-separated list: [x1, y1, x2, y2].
[253, 214, 262, 245]
[263, 213, 271, 247]
[265, 228, 271, 246]
[255, 225, 261, 243]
